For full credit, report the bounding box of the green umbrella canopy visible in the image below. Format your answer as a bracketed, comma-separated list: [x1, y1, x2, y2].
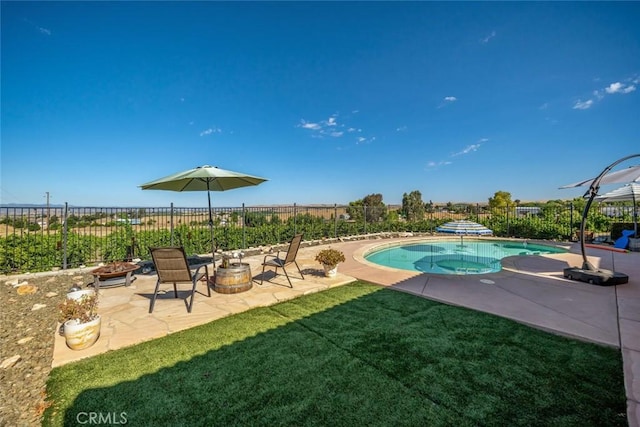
[139, 165, 267, 192]
[140, 165, 267, 263]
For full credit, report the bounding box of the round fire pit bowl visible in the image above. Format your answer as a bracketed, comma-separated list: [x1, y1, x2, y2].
[91, 262, 138, 289]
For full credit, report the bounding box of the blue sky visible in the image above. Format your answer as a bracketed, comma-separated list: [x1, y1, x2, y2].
[1, 2, 639, 208]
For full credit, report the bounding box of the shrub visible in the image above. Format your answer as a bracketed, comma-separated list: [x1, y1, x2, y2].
[315, 248, 346, 266]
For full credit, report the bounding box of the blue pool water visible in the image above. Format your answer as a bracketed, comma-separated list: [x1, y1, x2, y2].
[365, 239, 566, 275]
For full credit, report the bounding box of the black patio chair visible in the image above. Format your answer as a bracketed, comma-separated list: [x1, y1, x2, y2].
[260, 234, 305, 288]
[148, 246, 210, 313]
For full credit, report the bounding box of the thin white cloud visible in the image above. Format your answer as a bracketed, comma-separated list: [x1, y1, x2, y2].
[298, 113, 372, 144]
[438, 96, 458, 109]
[299, 120, 321, 130]
[539, 103, 549, 110]
[426, 139, 484, 169]
[426, 161, 452, 170]
[24, 19, 52, 36]
[452, 143, 482, 156]
[605, 82, 636, 94]
[199, 127, 221, 137]
[574, 76, 637, 110]
[396, 126, 407, 132]
[480, 30, 496, 44]
[573, 99, 593, 110]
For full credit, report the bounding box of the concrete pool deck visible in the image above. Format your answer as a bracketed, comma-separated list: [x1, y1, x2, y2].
[51, 236, 640, 425]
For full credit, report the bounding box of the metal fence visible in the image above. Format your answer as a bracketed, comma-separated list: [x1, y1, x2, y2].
[0, 202, 636, 274]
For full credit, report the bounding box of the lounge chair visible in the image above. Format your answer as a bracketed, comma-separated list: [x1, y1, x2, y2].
[260, 234, 304, 288]
[148, 247, 211, 313]
[614, 230, 635, 249]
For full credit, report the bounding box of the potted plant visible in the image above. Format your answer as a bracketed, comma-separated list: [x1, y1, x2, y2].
[315, 248, 346, 277]
[58, 289, 101, 350]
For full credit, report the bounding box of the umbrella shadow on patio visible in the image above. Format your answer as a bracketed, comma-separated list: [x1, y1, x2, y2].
[252, 270, 300, 287]
[135, 287, 213, 311]
[500, 254, 577, 278]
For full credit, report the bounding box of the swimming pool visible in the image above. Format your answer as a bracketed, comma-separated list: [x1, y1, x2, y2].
[364, 239, 566, 275]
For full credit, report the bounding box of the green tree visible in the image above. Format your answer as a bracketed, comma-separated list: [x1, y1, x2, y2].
[244, 211, 268, 227]
[347, 193, 386, 222]
[229, 211, 240, 225]
[488, 191, 513, 209]
[541, 200, 564, 217]
[425, 200, 434, 213]
[401, 190, 425, 221]
[571, 196, 587, 214]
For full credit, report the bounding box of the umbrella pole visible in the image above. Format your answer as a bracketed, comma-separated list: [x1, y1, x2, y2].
[207, 183, 216, 265]
[634, 193, 638, 237]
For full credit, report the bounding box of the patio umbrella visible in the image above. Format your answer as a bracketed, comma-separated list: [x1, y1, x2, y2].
[595, 182, 640, 236]
[559, 153, 640, 272]
[140, 165, 267, 262]
[436, 220, 493, 235]
[559, 164, 640, 189]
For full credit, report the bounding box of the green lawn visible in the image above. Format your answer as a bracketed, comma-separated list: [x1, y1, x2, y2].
[44, 282, 627, 426]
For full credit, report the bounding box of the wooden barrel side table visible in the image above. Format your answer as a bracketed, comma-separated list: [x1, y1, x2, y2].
[214, 262, 253, 294]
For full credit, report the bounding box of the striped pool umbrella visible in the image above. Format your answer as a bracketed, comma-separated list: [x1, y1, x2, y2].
[436, 220, 493, 235]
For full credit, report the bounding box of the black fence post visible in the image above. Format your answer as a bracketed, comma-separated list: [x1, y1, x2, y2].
[506, 204, 510, 236]
[293, 203, 297, 235]
[429, 206, 433, 233]
[242, 203, 246, 249]
[170, 203, 174, 246]
[570, 202, 574, 240]
[363, 205, 367, 235]
[62, 202, 68, 270]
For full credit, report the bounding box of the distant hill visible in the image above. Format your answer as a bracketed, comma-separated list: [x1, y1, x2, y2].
[0, 203, 66, 208]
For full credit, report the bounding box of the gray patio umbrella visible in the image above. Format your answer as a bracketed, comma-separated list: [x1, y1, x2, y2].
[595, 182, 640, 236]
[140, 165, 267, 262]
[559, 153, 640, 272]
[436, 220, 493, 235]
[559, 164, 640, 189]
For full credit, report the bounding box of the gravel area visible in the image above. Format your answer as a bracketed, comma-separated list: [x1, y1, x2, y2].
[0, 271, 94, 427]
